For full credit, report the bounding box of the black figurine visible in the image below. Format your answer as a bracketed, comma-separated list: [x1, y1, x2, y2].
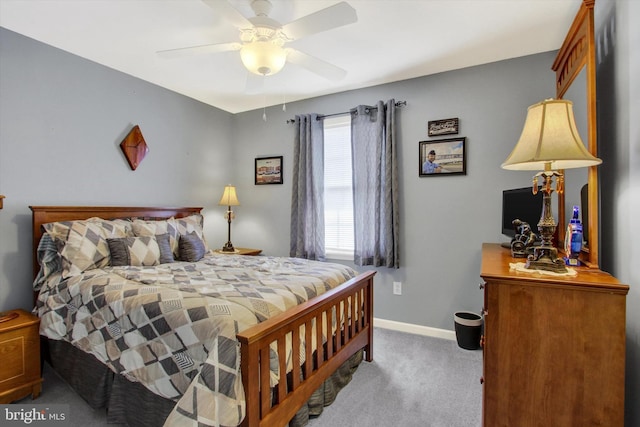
[510, 219, 540, 258]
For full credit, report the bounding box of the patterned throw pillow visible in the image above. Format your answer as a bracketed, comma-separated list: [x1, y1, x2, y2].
[178, 231, 206, 262]
[43, 218, 132, 278]
[131, 219, 179, 249]
[155, 233, 174, 264]
[107, 236, 162, 266]
[133, 216, 207, 258]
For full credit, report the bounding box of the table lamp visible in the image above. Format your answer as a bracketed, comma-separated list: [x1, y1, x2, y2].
[218, 185, 240, 252]
[501, 99, 601, 273]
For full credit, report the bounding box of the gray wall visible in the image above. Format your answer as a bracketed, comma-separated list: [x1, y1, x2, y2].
[0, 28, 235, 310]
[595, 1, 640, 426]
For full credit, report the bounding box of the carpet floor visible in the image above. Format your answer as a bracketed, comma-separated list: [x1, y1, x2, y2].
[14, 327, 482, 426]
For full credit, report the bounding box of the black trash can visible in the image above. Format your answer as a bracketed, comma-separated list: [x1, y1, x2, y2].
[454, 311, 483, 350]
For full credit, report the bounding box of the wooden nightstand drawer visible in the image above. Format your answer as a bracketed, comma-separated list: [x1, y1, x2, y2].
[0, 309, 42, 403]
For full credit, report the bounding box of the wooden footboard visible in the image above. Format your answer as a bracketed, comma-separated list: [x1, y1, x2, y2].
[237, 270, 375, 427]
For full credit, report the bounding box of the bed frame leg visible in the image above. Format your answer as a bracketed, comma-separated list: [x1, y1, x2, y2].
[365, 275, 374, 362]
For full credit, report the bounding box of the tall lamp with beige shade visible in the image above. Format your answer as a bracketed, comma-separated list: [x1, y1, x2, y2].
[502, 99, 602, 273]
[218, 185, 240, 252]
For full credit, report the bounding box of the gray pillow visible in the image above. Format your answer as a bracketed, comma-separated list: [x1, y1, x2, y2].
[178, 231, 206, 262]
[156, 233, 174, 264]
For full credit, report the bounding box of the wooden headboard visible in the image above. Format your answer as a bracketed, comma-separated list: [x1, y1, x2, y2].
[30, 205, 203, 280]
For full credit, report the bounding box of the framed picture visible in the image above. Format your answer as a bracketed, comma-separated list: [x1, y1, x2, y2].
[428, 117, 459, 136]
[255, 156, 283, 185]
[419, 137, 466, 177]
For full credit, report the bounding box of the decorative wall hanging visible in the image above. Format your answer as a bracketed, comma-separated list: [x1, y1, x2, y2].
[255, 156, 283, 185]
[120, 125, 149, 170]
[419, 137, 466, 177]
[428, 117, 459, 136]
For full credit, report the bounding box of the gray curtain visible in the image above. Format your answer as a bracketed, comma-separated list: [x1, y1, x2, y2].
[350, 100, 399, 267]
[290, 114, 325, 260]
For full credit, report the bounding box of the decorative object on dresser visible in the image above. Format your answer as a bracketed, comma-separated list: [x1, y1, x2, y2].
[119, 125, 149, 170]
[509, 219, 540, 258]
[255, 156, 283, 184]
[501, 99, 601, 273]
[0, 309, 42, 403]
[218, 184, 240, 252]
[480, 243, 628, 426]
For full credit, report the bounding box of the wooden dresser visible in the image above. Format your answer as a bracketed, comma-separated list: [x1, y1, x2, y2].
[0, 309, 42, 403]
[480, 243, 628, 426]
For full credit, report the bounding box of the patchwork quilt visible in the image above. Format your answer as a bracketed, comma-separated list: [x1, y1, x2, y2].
[35, 252, 356, 426]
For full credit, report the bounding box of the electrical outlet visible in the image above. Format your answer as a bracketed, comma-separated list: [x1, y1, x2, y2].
[393, 281, 402, 295]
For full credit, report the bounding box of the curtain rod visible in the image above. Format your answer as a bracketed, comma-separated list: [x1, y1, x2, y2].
[286, 100, 406, 124]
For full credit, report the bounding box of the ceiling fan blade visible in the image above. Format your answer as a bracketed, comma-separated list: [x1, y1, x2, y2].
[157, 42, 241, 59]
[201, 0, 253, 29]
[286, 48, 347, 81]
[244, 72, 265, 95]
[282, 2, 357, 41]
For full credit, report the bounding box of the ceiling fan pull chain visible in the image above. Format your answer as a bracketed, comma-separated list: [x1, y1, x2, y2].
[263, 92, 267, 122]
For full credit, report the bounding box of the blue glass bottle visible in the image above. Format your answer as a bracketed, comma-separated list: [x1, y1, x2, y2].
[564, 205, 583, 265]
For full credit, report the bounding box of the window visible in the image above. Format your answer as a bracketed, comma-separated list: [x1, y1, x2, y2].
[323, 115, 354, 259]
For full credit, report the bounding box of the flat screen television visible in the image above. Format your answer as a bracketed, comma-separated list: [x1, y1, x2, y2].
[502, 187, 544, 238]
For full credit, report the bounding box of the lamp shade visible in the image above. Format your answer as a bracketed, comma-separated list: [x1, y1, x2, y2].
[502, 99, 602, 171]
[218, 185, 240, 206]
[240, 41, 287, 76]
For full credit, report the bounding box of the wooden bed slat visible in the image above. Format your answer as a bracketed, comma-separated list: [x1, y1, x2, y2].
[277, 338, 287, 403]
[304, 321, 313, 380]
[326, 308, 334, 359]
[291, 330, 301, 391]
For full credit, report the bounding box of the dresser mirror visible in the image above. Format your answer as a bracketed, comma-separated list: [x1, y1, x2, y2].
[563, 70, 588, 250]
[552, 0, 599, 268]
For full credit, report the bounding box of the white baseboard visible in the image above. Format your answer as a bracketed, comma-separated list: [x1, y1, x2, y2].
[373, 317, 456, 341]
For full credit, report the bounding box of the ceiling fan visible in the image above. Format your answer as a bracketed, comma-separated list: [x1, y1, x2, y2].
[158, 0, 358, 82]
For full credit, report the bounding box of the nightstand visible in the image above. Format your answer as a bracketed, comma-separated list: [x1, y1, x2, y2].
[0, 309, 42, 403]
[214, 247, 262, 256]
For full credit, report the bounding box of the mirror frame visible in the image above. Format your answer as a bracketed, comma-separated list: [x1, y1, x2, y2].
[552, 0, 598, 268]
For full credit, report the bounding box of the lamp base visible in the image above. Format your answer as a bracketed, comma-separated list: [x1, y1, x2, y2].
[525, 245, 568, 273]
[221, 242, 236, 252]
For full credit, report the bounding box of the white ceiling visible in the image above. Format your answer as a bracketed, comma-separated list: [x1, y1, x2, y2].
[0, 0, 581, 114]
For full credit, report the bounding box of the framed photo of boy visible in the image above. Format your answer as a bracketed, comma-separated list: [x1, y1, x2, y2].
[255, 156, 283, 185]
[419, 137, 466, 177]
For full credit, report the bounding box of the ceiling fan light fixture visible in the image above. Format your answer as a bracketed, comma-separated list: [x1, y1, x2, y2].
[240, 41, 287, 76]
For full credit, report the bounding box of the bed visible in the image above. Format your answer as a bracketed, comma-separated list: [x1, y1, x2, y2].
[30, 206, 375, 427]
